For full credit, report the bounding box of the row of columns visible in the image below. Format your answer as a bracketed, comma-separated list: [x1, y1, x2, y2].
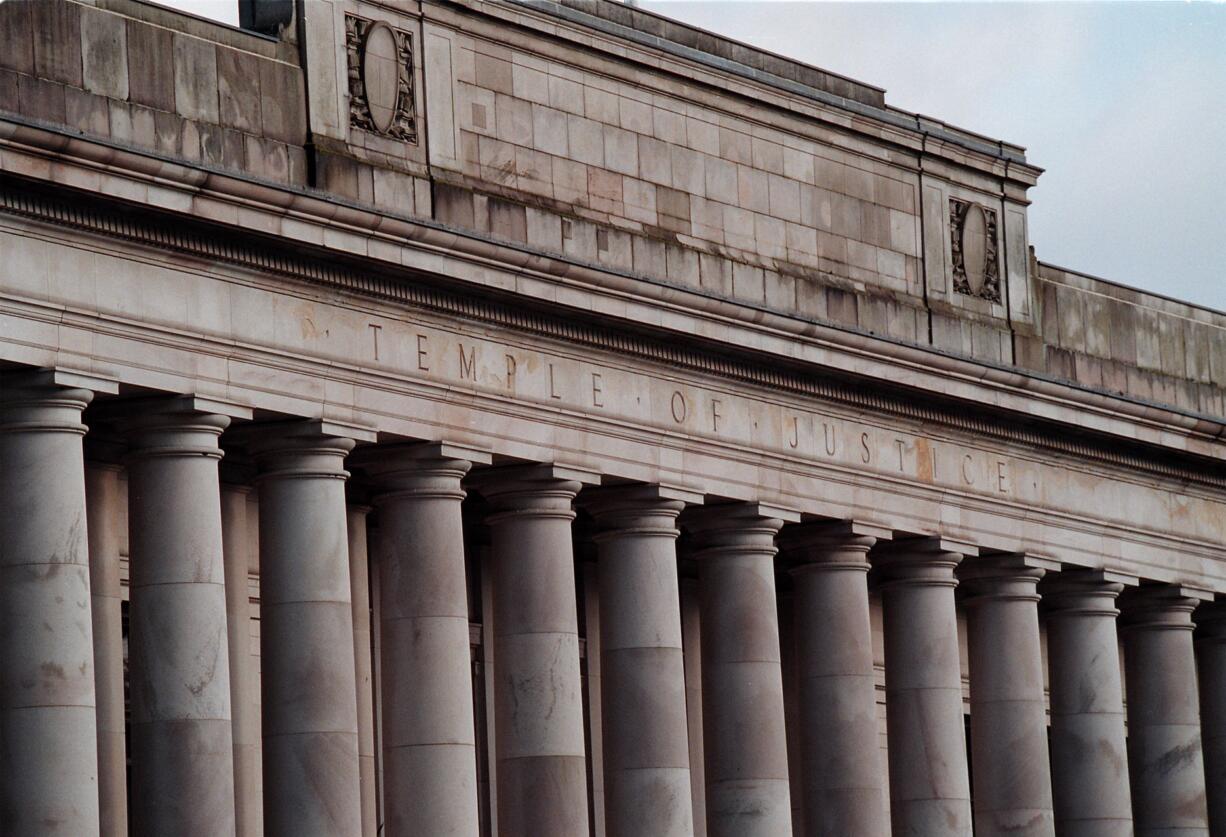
[1, 373, 1224, 836]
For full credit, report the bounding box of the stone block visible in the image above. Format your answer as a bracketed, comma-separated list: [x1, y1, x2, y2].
[732, 263, 765, 303]
[474, 53, 513, 96]
[153, 110, 184, 156]
[619, 96, 653, 134]
[768, 173, 801, 223]
[737, 166, 769, 214]
[699, 252, 732, 295]
[723, 205, 755, 251]
[548, 74, 584, 116]
[584, 85, 620, 124]
[64, 87, 110, 137]
[32, 0, 82, 86]
[562, 216, 597, 259]
[526, 206, 562, 251]
[670, 145, 705, 197]
[632, 236, 667, 278]
[496, 93, 533, 147]
[603, 124, 638, 176]
[705, 156, 738, 205]
[719, 127, 752, 165]
[127, 21, 175, 112]
[666, 244, 700, 287]
[217, 48, 261, 133]
[531, 105, 569, 156]
[567, 115, 605, 167]
[435, 184, 475, 229]
[488, 199, 527, 243]
[515, 146, 553, 197]
[80, 7, 128, 100]
[0, 1, 34, 74]
[622, 177, 657, 225]
[754, 214, 786, 257]
[687, 116, 719, 155]
[782, 146, 814, 184]
[588, 167, 622, 204]
[657, 186, 690, 223]
[751, 137, 784, 174]
[18, 75, 66, 124]
[173, 35, 219, 124]
[259, 60, 305, 146]
[826, 287, 859, 327]
[652, 107, 686, 144]
[512, 64, 549, 105]
[552, 156, 589, 204]
[764, 270, 796, 310]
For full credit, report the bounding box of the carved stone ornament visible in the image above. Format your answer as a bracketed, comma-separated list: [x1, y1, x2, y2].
[950, 197, 1001, 303]
[345, 14, 418, 143]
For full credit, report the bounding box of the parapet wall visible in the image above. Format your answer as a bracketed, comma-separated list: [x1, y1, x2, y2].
[0, 0, 1221, 423]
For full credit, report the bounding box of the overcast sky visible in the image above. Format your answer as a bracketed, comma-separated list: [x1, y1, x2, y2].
[165, 0, 1225, 311]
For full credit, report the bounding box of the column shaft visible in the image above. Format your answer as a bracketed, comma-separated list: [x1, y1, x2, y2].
[1044, 574, 1133, 836]
[347, 506, 378, 837]
[784, 527, 888, 836]
[85, 461, 128, 837]
[221, 483, 262, 837]
[255, 431, 362, 837]
[962, 559, 1054, 836]
[1121, 588, 1209, 836]
[366, 449, 481, 837]
[483, 471, 590, 837]
[0, 380, 101, 834]
[876, 541, 973, 836]
[680, 577, 707, 837]
[1197, 603, 1226, 834]
[687, 506, 792, 837]
[126, 406, 236, 835]
[589, 489, 694, 837]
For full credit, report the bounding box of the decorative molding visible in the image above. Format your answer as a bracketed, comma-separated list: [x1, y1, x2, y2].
[950, 197, 1001, 303]
[345, 14, 418, 143]
[0, 178, 1222, 491]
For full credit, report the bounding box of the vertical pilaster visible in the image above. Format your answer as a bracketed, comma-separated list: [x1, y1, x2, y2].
[1196, 602, 1226, 833]
[961, 556, 1055, 837]
[480, 465, 596, 837]
[253, 426, 363, 837]
[875, 538, 973, 836]
[125, 401, 236, 835]
[1043, 572, 1133, 836]
[346, 504, 378, 837]
[84, 457, 128, 837]
[686, 504, 794, 837]
[1121, 586, 1210, 836]
[781, 523, 889, 836]
[0, 374, 103, 834]
[363, 444, 486, 837]
[586, 486, 696, 837]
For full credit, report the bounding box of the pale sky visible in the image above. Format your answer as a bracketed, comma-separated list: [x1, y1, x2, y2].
[162, 0, 1226, 311]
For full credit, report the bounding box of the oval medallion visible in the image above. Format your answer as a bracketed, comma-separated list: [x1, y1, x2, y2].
[362, 23, 399, 134]
[961, 203, 987, 294]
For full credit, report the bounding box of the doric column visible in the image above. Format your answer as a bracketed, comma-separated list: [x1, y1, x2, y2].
[84, 455, 128, 837]
[0, 373, 102, 834]
[253, 425, 363, 837]
[220, 478, 261, 837]
[780, 523, 889, 836]
[346, 503, 378, 837]
[685, 503, 795, 837]
[1120, 586, 1210, 836]
[125, 400, 236, 835]
[1043, 572, 1133, 836]
[874, 538, 973, 836]
[680, 575, 707, 837]
[585, 486, 696, 837]
[479, 465, 596, 837]
[363, 444, 487, 837]
[960, 555, 1055, 837]
[1197, 602, 1226, 833]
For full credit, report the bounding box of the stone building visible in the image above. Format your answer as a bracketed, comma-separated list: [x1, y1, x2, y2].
[0, 0, 1223, 835]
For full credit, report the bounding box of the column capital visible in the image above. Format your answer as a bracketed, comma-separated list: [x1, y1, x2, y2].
[682, 502, 791, 557]
[240, 421, 359, 481]
[1195, 600, 1226, 643]
[355, 442, 490, 502]
[1119, 584, 1207, 632]
[582, 484, 699, 539]
[0, 369, 100, 434]
[779, 520, 883, 574]
[871, 536, 966, 589]
[959, 554, 1053, 604]
[113, 398, 231, 460]
[1041, 569, 1128, 617]
[474, 463, 597, 522]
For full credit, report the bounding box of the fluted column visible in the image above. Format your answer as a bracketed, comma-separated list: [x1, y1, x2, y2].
[221, 480, 261, 837]
[781, 523, 889, 836]
[1197, 602, 1226, 833]
[346, 504, 378, 837]
[84, 457, 128, 837]
[586, 486, 696, 837]
[686, 504, 794, 837]
[875, 538, 973, 836]
[363, 445, 485, 837]
[1043, 572, 1133, 836]
[961, 556, 1055, 837]
[1121, 587, 1210, 836]
[480, 465, 594, 837]
[125, 402, 236, 835]
[253, 427, 362, 837]
[0, 374, 101, 834]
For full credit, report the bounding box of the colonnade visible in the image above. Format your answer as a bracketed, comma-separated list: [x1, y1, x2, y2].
[1, 373, 1224, 836]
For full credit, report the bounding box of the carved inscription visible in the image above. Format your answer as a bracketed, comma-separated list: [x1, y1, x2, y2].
[367, 317, 1038, 502]
[950, 197, 1001, 303]
[345, 15, 418, 142]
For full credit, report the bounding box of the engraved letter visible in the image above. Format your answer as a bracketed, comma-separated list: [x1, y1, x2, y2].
[591, 373, 604, 408]
[458, 343, 477, 381]
[505, 354, 517, 391]
[997, 461, 1011, 494]
[822, 423, 838, 456]
[369, 323, 382, 360]
[671, 391, 687, 424]
[962, 454, 975, 486]
[416, 334, 430, 372]
[895, 438, 906, 472]
[788, 416, 799, 449]
[711, 399, 723, 433]
[860, 432, 871, 464]
[549, 364, 562, 400]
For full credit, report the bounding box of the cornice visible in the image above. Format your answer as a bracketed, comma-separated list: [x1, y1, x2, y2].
[2, 170, 1223, 492]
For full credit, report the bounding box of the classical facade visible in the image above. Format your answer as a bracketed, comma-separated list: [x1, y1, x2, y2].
[0, 0, 1223, 835]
